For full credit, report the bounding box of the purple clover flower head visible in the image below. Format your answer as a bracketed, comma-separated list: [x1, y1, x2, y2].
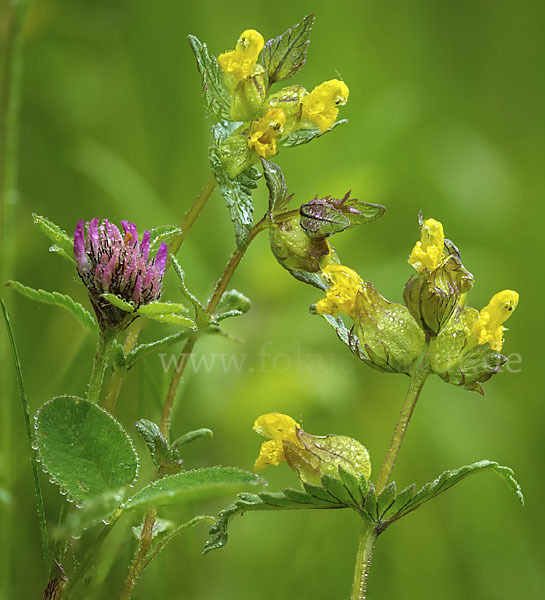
[74, 218, 168, 331]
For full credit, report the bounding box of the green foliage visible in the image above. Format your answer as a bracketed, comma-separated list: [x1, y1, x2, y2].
[122, 330, 191, 369]
[35, 396, 139, 503]
[149, 225, 183, 253]
[262, 158, 289, 214]
[319, 314, 376, 368]
[32, 213, 75, 265]
[188, 34, 231, 120]
[205, 460, 523, 552]
[134, 419, 184, 474]
[64, 489, 127, 537]
[171, 256, 210, 326]
[210, 146, 261, 250]
[214, 289, 251, 321]
[261, 14, 315, 85]
[123, 467, 265, 511]
[6, 280, 97, 332]
[379, 460, 524, 528]
[280, 120, 347, 147]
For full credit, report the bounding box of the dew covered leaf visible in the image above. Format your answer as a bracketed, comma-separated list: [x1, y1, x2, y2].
[35, 396, 139, 503]
[123, 467, 265, 511]
[32, 214, 75, 264]
[261, 14, 315, 84]
[280, 120, 347, 147]
[7, 281, 97, 332]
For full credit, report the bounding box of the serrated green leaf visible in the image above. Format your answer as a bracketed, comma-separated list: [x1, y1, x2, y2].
[261, 158, 289, 214]
[204, 487, 344, 554]
[338, 466, 365, 506]
[381, 484, 416, 521]
[382, 460, 524, 527]
[123, 330, 191, 369]
[289, 268, 327, 290]
[261, 14, 315, 84]
[149, 225, 183, 253]
[124, 467, 264, 511]
[210, 147, 261, 250]
[32, 214, 74, 263]
[101, 293, 135, 313]
[35, 396, 139, 503]
[321, 474, 358, 506]
[320, 314, 377, 368]
[377, 482, 397, 519]
[280, 119, 347, 148]
[137, 302, 189, 316]
[302, 481, 340, 504]
[141, 312, 197, 328]
[6, 280, 97, 332]
[363, 485, 378, 521]
[134, 419, 181, 473]
[188, 35, 231, 120]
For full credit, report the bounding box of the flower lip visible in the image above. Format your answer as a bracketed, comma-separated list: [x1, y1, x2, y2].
[74, 218, 168, 330]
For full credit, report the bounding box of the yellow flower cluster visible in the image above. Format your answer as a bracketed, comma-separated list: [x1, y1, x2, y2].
[253, 413, 301, 470]
[300, 80, 350, 132]
[247, 108, 286, 158]
[218, 29, 264, 82]
[408, 218, 445, 272]
[315, 264, 364, 320]
[471, 290, 519, 351]
[218, 30, 350, 159]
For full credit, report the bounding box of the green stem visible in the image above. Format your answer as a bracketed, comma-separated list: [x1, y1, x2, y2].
[87, 331, 115, 404]
[375, 350, 430, 494]
[120, 508, 157, 600]
[169, 174, 217, 256]
[0, 297, 49, 568]
[62, 513, 120, 599]
[160, 217, 268, 438]
[351, 523, 378, 600]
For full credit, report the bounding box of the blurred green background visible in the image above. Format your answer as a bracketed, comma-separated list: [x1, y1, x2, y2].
[1, 0, 543, 598]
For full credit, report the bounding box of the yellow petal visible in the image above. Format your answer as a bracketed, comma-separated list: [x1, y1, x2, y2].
[218, 29, 265, 82]
[300, 79, 349, 132]
[247, 108, 286, 158]
[253, 412, 300, 444]
[471, 290, 519, 350]
[316, 264, 364, 319]
[254, 440, 286, 470]
[408, 218, 445, 272]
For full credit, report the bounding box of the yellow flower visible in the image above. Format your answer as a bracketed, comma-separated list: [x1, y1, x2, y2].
[408, 218, 445, 272]
[300, 80, 349, 132]
[315, 264, 364, 319]
[253, 413, 301, 470]
[218, 29, 265, 82]
[248, 108, 286, 158]
[471, 290, 519, 351]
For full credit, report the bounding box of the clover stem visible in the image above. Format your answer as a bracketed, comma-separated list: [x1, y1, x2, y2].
[120, 508, 157, 600]
[87, 331, 115, 404]
[351, 523, 378, 600]
[160, 217, 268, 438]
[170, 173, 217, 256]
[375, 347, 431, 495]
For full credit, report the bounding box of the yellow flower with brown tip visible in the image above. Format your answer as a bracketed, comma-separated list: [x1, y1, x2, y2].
[253, 413, 301, 470]
[248, 108, 286, 158]
[300, 79, 349, 132]
[218, 29, 265, 82]
[471, 290, 519, 350]
[315, 264, 364, 320]
[408, 218, 445, 272]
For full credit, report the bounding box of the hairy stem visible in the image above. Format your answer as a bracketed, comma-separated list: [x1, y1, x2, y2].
[103, 321, 142, 413]
[375, 351, 430, 494]
[87, 331, 115, 404]
[120, 508, 157, 600]
[351, 523, 378, 600]
[160, 217, 268, 438]
[169, 174, 217, 256]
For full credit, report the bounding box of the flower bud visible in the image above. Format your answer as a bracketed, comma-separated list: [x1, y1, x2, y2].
[300, 192, 385, 238]
[316, 265, 425, 374]
[269, 214, 332, 274]
[430, 291, 519, 393]
[253, 413, 371, 486]
[404, 254, 474, 336]
[74, 219, 167, 331]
